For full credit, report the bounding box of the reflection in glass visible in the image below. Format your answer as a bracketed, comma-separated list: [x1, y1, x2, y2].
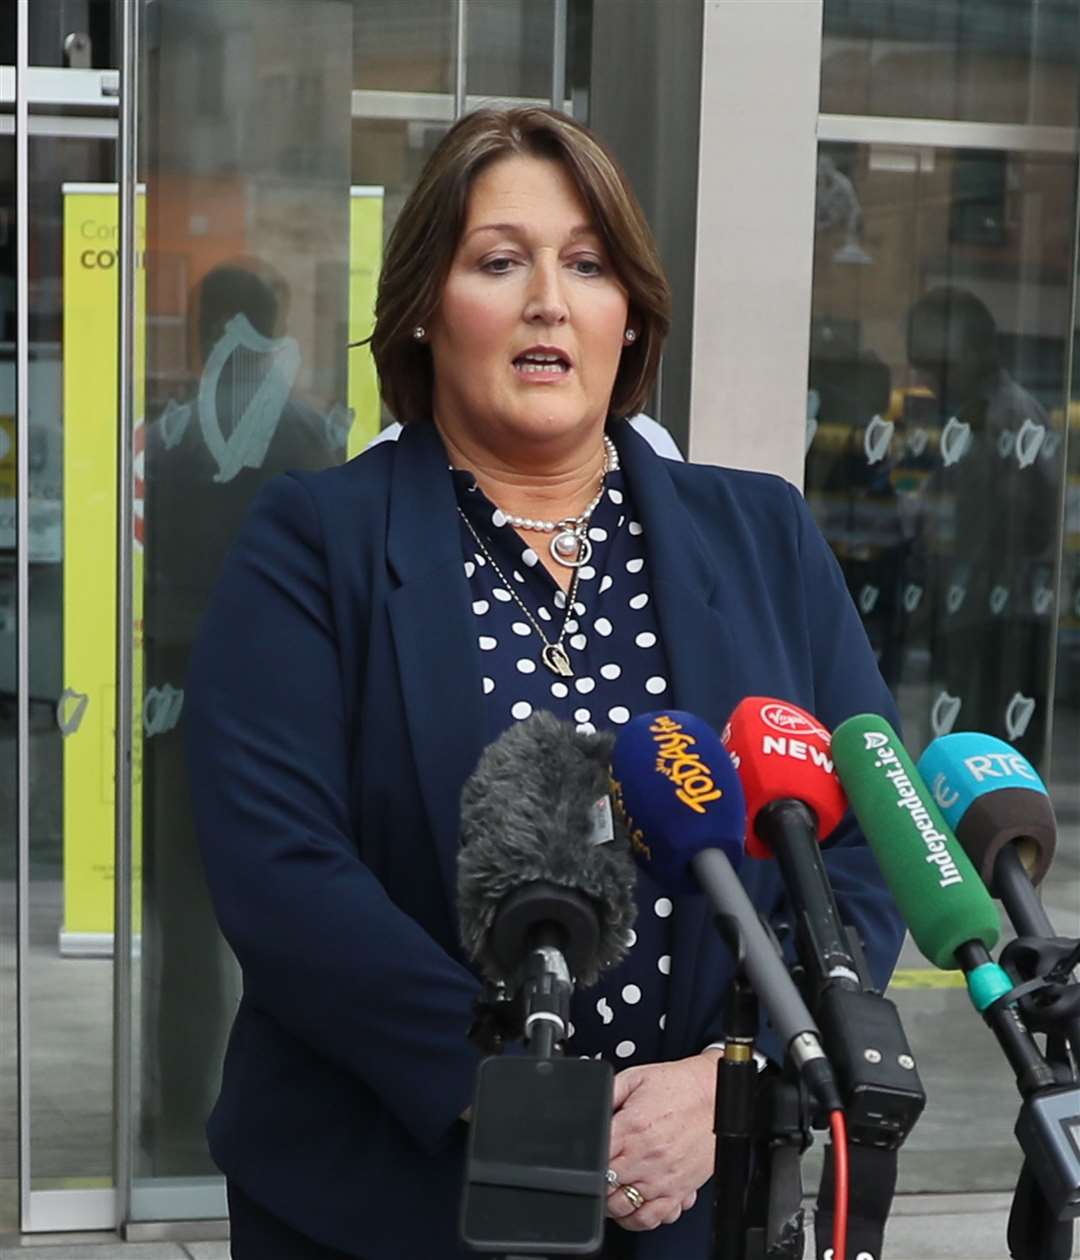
[16, 0, 119, 68]
[19, 138, 117, 1195]
[0, 132, 16, 1235]
[136, 0, 353, 1201]
[805, 139, 1076, 1193]
[821, 0, 1079, 127]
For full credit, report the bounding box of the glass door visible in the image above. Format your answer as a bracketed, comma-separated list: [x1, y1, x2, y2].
[808, 1, 1080, 1193]
[125, 0, 581, 1229]
[5, 0, 122, 1234]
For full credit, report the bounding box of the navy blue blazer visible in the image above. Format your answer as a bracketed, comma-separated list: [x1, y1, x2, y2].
[186, 419, 904, 1259]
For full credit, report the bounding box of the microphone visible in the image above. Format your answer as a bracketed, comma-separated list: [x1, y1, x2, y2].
[610, 710, 842, 1115]
[722, 696, 856, 990]
[457, 712, 636, 1256]
[917, 733, 1080, 1067]
[916, 733, 1057, 931]
[457, 710, 637, 993]
[830, 714, 1056, 1103]
[723, 697, 925, 1148]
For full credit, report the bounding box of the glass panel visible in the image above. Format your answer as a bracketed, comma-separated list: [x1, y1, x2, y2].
[805, 138, 1076, 1192]
[132, 0, 581, 1223]
[0, 123, 16, 1237]
[821, 0, 1080, 127]
[467, 0, 557, 101]
[353, 0, 454, 94]
[0, 0, 121, 69]
[134, 0, 354, 1215]
[25, 136, 117, 1196]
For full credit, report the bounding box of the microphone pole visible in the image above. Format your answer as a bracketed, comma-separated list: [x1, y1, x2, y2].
[724, 697, 926, 1260]
[457, 714, 638, 1258]
[834, 716, 1080, 1255]
[711, 953, 759, 1260]
[916, 734, 1080, 1258]
[610, 712, 848, 1260]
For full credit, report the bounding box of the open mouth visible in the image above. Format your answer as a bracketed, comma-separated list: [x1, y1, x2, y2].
[513, 350, 571, 376]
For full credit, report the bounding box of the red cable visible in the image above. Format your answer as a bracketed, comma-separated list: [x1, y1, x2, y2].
[829, 1109, 849, 1260]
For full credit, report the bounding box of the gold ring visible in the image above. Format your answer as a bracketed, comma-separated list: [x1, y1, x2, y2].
[622, 1184, 645, 1211]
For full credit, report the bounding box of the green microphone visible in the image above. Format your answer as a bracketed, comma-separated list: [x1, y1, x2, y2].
[831, 715, 1054, 1097]
[830, 715, 998, 970]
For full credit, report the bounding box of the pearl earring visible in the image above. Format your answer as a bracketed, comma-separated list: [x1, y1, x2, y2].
[412, 326, 426, 341]
[624, 329, 637, 344]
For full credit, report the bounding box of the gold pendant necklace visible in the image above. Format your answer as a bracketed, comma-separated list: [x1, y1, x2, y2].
[458, 509, 581, 677]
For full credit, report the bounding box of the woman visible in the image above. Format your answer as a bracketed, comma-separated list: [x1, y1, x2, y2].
[186, 107, 903, 1259]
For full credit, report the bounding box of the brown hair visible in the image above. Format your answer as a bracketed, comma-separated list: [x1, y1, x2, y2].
[368, 106, 671, 423]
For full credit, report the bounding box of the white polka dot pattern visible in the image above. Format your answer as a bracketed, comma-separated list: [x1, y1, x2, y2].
[454, 457, 673, 1071]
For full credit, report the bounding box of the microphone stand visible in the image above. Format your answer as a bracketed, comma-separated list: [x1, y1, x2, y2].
[462, 887, 613, 1259]
[710, 914, 811, 1260]
[991, 848, 1080, 1260]
[712, 966, 759, 1260]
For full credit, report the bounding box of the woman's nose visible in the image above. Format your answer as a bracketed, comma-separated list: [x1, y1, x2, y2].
[523, 257, 568, 325]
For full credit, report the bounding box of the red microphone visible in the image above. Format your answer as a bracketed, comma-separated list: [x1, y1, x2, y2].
[722, 697, 847, 859]
[724, 698, 926, 1185]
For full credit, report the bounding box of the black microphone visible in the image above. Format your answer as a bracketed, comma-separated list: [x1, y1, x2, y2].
[456, 712, 637, 1256]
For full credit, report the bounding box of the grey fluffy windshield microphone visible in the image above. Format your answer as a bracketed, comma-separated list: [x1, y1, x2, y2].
[457, 710, 637, 989]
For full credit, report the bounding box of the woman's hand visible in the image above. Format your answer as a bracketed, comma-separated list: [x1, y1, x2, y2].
[606, 1050, 721, 1232]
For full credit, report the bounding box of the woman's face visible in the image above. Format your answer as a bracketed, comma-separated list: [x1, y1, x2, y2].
[429, 153, 631, 457]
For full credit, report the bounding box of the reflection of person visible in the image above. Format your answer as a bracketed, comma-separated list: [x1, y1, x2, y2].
[905, 286, 1058, 755]
[141, 259, 336, 1174]
[186, 109, 903, 1259]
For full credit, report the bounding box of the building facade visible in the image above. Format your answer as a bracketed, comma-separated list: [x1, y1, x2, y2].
[2, 0, 1078, 1240]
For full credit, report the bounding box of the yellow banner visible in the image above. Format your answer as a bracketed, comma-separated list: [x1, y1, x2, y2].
[347, 186, 384, 457]
[61, 185, 144, 953]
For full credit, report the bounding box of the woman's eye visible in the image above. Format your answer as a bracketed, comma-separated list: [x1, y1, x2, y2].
[482, 257, 516, 274]
[571, 258, 603, 276]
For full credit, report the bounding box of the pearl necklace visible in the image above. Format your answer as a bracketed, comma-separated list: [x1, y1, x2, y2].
[494, 435, 618, 569]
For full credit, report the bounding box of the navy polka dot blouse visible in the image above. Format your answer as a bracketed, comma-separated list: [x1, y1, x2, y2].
[454, 455, 678, 1068]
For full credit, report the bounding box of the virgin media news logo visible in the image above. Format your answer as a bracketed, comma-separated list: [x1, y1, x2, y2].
[759, 702, 830, 744]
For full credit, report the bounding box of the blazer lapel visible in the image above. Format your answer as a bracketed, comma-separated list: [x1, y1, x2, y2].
[615, 423, 744, 1053]
[386, 422, 487, 906]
